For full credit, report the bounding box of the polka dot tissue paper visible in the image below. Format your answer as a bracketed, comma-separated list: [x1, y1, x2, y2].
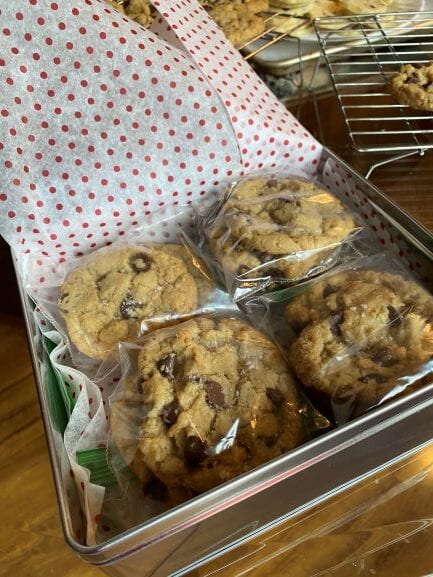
[0, 0, 324, 547]
[0, 0, 322, 263]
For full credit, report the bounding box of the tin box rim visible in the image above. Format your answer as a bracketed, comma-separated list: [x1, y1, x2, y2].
[19, 147, 433, 568]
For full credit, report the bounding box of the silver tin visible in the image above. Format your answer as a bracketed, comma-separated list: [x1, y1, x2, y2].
[18, 148, 433, 577]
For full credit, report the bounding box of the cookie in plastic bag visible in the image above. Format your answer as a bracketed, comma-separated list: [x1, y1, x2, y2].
[207, 175, 361, 299]
[59, 243, 225, 361]
[284, 260, 433, 423]
[109, 315, 325, 502]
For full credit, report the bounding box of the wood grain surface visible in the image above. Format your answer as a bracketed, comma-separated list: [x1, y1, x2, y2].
[1, 92, 433, 577]
[0, 313, 100, 577]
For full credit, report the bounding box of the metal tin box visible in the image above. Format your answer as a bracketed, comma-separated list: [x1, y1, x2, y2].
[19, 147, 433, 577]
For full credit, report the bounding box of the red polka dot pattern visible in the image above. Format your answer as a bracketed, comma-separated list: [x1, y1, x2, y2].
[34, 300, 129, 544]
[321, 157, 432, 288]
[0, 0, 244, 260]
[152, 0, 321, 170]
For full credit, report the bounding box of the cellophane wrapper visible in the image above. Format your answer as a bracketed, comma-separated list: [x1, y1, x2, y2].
[244, 253, 433, 425]
[185, 170, 365, 301]
[25, 205, 235, 376]
[107, 314, 330, 518]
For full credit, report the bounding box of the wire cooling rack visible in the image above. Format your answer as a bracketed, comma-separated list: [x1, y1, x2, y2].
[314, 11, 433, 154]
[240, 10, 310, 60]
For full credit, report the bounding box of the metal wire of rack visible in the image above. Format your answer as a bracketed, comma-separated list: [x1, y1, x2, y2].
[313, 11, 433, 158]
[239, 10, 310, 59]
[110, 1, 433, 175]
[238, 11, 317, 113]
[238, 10, 355, 113]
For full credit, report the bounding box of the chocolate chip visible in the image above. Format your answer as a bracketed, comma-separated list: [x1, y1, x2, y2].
[130, 252, 152, 273]
[265, 268, 284, 279]
[264, 435, 278, 448]
[119, 296, 141, 319]
[388, 305, 403, 326]
[323, 285, 337, 298]
[266, 179, 279, 188]
[160, 399, 181, 426]
[143, 477, 167, 501]
[204, 380, 225, 408]
[258, 252, 275, 264]
[156, 353, 178, 381]
[237, 265, 250, 276]
[137, 378, 144, 394]
[371, 349, 397, 367]
[359, 373, 388, 384]
[405, 76, 419, 84]
[290, 318, 309, 336]
[329, 310, 344, 336]
[266, 387, 285, 407]
[412, 63, 423, 69]
[184, 436, 207, 467]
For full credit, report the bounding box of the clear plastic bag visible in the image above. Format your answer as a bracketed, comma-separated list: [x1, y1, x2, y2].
[58, 243, 212, 359]
[245, 253, 433, 425]
[109, 314, 330, 506]
[195, 172, 363, 301]
[25, 207, 234, 370]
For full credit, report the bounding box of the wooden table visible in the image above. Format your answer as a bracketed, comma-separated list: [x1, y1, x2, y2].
[1, 92, 433, 577]
[0, 312, 99, 577]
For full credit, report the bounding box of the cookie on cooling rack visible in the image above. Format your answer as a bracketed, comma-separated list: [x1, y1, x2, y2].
[269, 0, 313, 17]
[339, 0, 393, 14]
[105, 0, 155, 27]
[201, 0, 269, 11]
[389, 63, 433, 112]
[206, 1, 268, 45]
[270, 14, 311, 35]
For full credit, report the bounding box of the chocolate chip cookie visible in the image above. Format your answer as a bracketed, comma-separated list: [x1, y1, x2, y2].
[199, 0, 269, 14]
[110, 370, 153, 486]
[59, 245, 198, 360]
[212, 234, 305, 281]
[390, 63, 433, 112]
[106, 0, 155, 28]
[107, 0, 268, 44]
[158, 244, 214, 307]
[269, 0, 313, 16]
[202, 0, 269, 11]
[339, 0, 392, 14]
[206, 1, 267, 45]
[209, 176, 357, 282]
[284, 268, 433, 423]
[119, 316, 303, 496]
